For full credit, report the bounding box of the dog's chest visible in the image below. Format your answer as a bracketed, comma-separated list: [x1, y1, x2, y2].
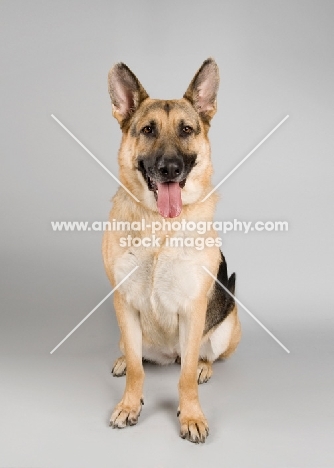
[114, 244, 206, 342]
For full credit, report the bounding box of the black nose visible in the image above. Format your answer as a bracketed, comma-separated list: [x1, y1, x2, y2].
[158, 157, 184, 180]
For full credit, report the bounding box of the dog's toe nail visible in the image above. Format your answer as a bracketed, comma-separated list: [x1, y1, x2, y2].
[180, 429, 187, 438]
[177, 410, 180, 417]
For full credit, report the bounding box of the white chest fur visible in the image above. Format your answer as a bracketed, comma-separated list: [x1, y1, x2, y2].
[115, 244, 211, 308]
[114, 241, 215, 349]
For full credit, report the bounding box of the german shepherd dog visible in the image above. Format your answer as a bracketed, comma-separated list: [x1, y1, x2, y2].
[102, 58, 241, 443]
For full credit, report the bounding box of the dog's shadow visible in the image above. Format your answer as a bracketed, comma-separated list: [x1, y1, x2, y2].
[142, 361, 180, 429]
[107, 360, 180, 430]
[147, 397, 179, 431]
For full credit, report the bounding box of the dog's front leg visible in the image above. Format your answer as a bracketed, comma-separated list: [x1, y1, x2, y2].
[110, 290, 144, 428]
[178, 297, 209, 443]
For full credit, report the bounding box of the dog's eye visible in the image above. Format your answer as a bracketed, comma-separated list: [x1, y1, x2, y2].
[182, 126, 193, 135]
[141, 126, 153, 135]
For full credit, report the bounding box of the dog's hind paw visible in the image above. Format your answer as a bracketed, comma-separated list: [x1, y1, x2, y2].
[197, 360, 213, 384]
[112, 356, 127, 377]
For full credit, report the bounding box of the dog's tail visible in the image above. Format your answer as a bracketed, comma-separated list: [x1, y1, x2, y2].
[217, 251, 236, 296]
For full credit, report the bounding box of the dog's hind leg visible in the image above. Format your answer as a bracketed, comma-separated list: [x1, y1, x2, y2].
[219, 306, 241, 359]
[196, 305, 241, 384]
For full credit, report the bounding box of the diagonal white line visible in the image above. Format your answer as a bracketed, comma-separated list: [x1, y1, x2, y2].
[201, 115, 289, 202]
[202, 266, 290, 353]
[51, 114, 140, 203]
[50, 266, 138, 354]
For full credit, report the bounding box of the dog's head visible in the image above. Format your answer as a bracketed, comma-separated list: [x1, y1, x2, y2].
[108, 58, 219, 218]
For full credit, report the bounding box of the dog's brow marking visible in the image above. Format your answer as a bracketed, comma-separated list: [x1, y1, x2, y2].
[50, 266, 139, 354]
[51, 114, 140, 203]
[202, 266, 290, 353]
[164, 102, 170, 115]
[201, 115, 289, 202]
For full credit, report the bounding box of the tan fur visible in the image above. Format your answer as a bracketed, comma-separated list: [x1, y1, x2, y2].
[103, 59, 241, 443]
[220, 306, 242, 359]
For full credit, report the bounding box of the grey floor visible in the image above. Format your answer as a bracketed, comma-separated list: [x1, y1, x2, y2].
[1, 254, 334, 468]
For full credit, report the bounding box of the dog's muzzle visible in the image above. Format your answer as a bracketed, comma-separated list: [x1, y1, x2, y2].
[138, 153, 196, 218]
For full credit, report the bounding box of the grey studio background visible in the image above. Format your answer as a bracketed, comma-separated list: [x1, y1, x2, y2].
[1, 1, 333, 467]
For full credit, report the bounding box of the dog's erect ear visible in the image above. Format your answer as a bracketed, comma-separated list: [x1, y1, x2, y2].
[183, 58, 219, 121]
[108, 63, 149, 126]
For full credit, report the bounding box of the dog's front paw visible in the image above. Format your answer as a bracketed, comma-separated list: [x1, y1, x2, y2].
[179, 412, 209, 443]
[109, 397, 144, 428]
[111, 356, 127, 377]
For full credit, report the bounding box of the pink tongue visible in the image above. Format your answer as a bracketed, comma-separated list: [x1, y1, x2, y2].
[157, 182, 182, 218]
